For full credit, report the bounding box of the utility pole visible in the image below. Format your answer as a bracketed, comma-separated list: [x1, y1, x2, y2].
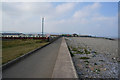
[42, 17, 44, 37]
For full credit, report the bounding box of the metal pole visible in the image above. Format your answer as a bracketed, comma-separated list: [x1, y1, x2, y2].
[42, 17, 44, 37]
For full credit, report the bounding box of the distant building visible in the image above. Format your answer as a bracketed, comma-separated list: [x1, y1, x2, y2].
[79, 35, 92, 37]
[2, 33, 47, 37]
[72, 33, 78, 37]
[50, 34, 59, 38]
[2, 33, 23, 37]
[62, 34, 72, 37]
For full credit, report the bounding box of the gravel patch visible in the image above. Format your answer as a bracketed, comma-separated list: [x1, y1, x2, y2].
[65, 37, 119, 78]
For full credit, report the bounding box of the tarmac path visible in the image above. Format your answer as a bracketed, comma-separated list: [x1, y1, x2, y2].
[3, 38, 62, 78]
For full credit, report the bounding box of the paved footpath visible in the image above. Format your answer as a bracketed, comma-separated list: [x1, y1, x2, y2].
[3, 38, 62, 78]
[52, 37, 78, 78]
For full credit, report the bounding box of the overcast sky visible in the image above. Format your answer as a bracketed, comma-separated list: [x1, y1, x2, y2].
[2, 2, 118, 38]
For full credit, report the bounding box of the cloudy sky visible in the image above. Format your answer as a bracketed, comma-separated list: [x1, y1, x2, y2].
[2, 2, 118, 38]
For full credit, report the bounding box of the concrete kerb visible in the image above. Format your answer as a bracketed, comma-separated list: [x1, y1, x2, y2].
[52, 37, 78, 78]
[2, 36, 61, 70]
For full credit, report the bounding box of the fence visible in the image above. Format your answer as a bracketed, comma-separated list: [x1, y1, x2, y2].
[2, 36, 62, 42]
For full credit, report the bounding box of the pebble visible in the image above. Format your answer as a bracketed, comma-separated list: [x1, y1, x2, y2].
[104, 68, 107, 71]
[77, 72, 83, 75]
[113, 57, 116, 60]
[91, 51, 96, 53]
[65, 37, 118, 78]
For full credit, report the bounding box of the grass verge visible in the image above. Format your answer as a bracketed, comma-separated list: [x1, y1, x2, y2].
[79, 57, 90, 59]
[2, 39, 48, 64]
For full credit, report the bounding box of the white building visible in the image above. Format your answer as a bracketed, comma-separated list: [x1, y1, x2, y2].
[2, 33, 23, 37]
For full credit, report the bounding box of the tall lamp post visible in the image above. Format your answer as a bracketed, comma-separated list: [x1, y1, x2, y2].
[42, 17, 44, 37]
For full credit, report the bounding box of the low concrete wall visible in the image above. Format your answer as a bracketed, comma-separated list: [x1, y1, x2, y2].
[52, 37, 78, 78]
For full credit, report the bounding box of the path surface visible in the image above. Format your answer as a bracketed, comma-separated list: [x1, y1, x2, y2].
[3, 38, 62, 78]
[52, 37, 78, 78]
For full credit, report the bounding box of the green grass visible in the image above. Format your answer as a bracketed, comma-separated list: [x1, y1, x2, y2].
[95, 69, 101, 74]
[94, 51, 97, 54]
[84, 48, 90, 54]
[72, 47, 78, 51]
[99, 60, 104, 62]
[94, 63, 97, 65]
[84, 60, 89, 63]
[79, 57, 90, 59]
[76, 51, 83, 54]
[2, 39, 48, 64]
[72, 47, 91, 54]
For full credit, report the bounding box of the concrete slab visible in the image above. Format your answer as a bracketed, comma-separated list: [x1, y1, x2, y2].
[52, 37, 78, 78]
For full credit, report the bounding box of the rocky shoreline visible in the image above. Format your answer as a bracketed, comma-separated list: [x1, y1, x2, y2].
[65, 37, 119, 78]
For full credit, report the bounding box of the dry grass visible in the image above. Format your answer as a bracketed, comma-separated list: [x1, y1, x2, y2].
[2, 39, 48, 64]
